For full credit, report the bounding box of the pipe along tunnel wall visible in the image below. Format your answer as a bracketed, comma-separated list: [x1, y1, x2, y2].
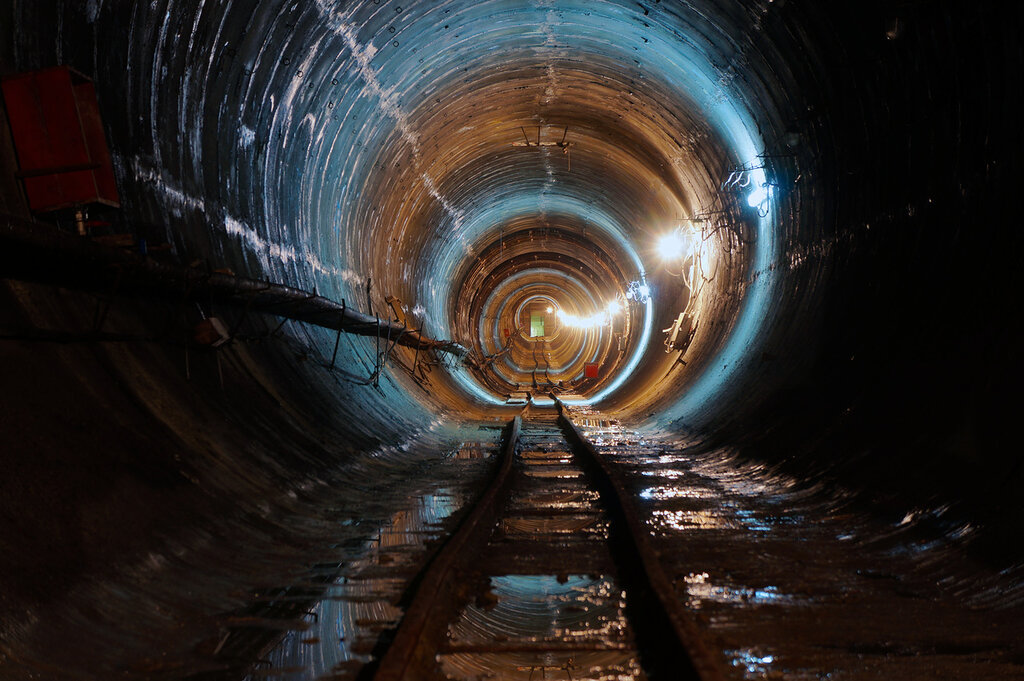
[0, 0, 1021, 675]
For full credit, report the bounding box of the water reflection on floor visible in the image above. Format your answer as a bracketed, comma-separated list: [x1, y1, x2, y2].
[438, 420, 644, 681]
[446, 575, 627, 647]
[246, 411, 1024, 681]
[244, 440, 498, 681]
[573, 409, 1024, 681]
[246, 422, 646, 681]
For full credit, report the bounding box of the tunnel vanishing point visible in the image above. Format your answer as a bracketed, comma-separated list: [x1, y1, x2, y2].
[0, 1, 1022, 679]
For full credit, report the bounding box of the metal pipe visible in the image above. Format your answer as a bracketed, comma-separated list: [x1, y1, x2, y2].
[0, 214, 468, 357]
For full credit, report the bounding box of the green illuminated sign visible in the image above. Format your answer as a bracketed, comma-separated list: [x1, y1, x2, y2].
[530, 313, 544, 338]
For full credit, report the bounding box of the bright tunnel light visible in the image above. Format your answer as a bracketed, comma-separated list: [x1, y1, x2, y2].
[657, 230, 688, 260]
[747, 184, 769, 209]
[556, 299, 623, 329]
[626, 280, 651, 303]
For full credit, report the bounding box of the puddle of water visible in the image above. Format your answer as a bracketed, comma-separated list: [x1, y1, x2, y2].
[247, 481, 479, 679]
[501, 515, 607, 536]
[639, 490, 785, 535]
[639, 469, 686, 479]
[453, 574, 627, 639]
[730, 507, 773, 532]
[510, 490, 599, 514]
[639, 485, 713, 500]
[725, 648, 779, 678]
[440, 650, 642, 681]
[520, 450, 577, 462]
[648, 508, 740, 532]
[683, 572, 799, 609]
[523, 468, 584, 479]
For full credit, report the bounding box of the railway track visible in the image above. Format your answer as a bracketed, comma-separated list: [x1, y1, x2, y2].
[531, 338, 551, 388]
[368, 403, 724, 681]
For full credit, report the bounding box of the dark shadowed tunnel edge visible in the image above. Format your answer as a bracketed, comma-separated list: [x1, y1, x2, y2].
[651, 1, 1024, 567]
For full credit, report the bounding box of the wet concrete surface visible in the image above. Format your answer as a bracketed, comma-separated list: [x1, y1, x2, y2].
[244, 412, 661, 681]
[571, 409, 1024, 680]
[438, 415, 643, 681]
[0, 426, 503, 681]
[2, 410, 1022, 680]
[245, 440, 502, 681]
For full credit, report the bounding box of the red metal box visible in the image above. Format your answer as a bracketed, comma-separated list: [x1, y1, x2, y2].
[1, 65, 119, 212]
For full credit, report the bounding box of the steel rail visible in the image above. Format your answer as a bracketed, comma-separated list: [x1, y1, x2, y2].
[0, 214, 467, 357]
[553, 398, 726, 681]
[371, 404, 724, 681]
[371, 415, 522, 681]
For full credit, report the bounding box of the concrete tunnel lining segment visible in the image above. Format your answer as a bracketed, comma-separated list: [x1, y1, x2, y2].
[92, 0, 778, 416]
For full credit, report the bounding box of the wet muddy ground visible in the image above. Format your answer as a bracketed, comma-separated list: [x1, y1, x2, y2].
[248, 409, 1024, 680]
[255, 415, 647, 681]
[246, 438, 505, 681]
[436, 416, 642, 681]
[2, 412, 1022, 680]
[574, 411, 1024, 681]
[0, 425, 503, 680]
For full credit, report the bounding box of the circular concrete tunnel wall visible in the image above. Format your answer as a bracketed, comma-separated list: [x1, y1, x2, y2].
[76, 0, 1015, 491]
[105, 0, 779, 417]
[0, 0, 1021, 665]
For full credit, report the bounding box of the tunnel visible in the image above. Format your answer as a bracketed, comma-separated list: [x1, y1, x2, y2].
[0, 0, 1021, 678]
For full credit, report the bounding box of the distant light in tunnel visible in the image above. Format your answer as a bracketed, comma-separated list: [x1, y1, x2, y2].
[574, 296, 654, 407]
[556, 299, 622, 329]
[657, 230, 688, 260]
[546, 305, 553, 313]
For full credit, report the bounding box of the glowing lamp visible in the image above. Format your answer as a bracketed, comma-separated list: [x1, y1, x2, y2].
[626, 280, 652, 303]
[657, 230, 687, 260]
[747, 184, 769, 209]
